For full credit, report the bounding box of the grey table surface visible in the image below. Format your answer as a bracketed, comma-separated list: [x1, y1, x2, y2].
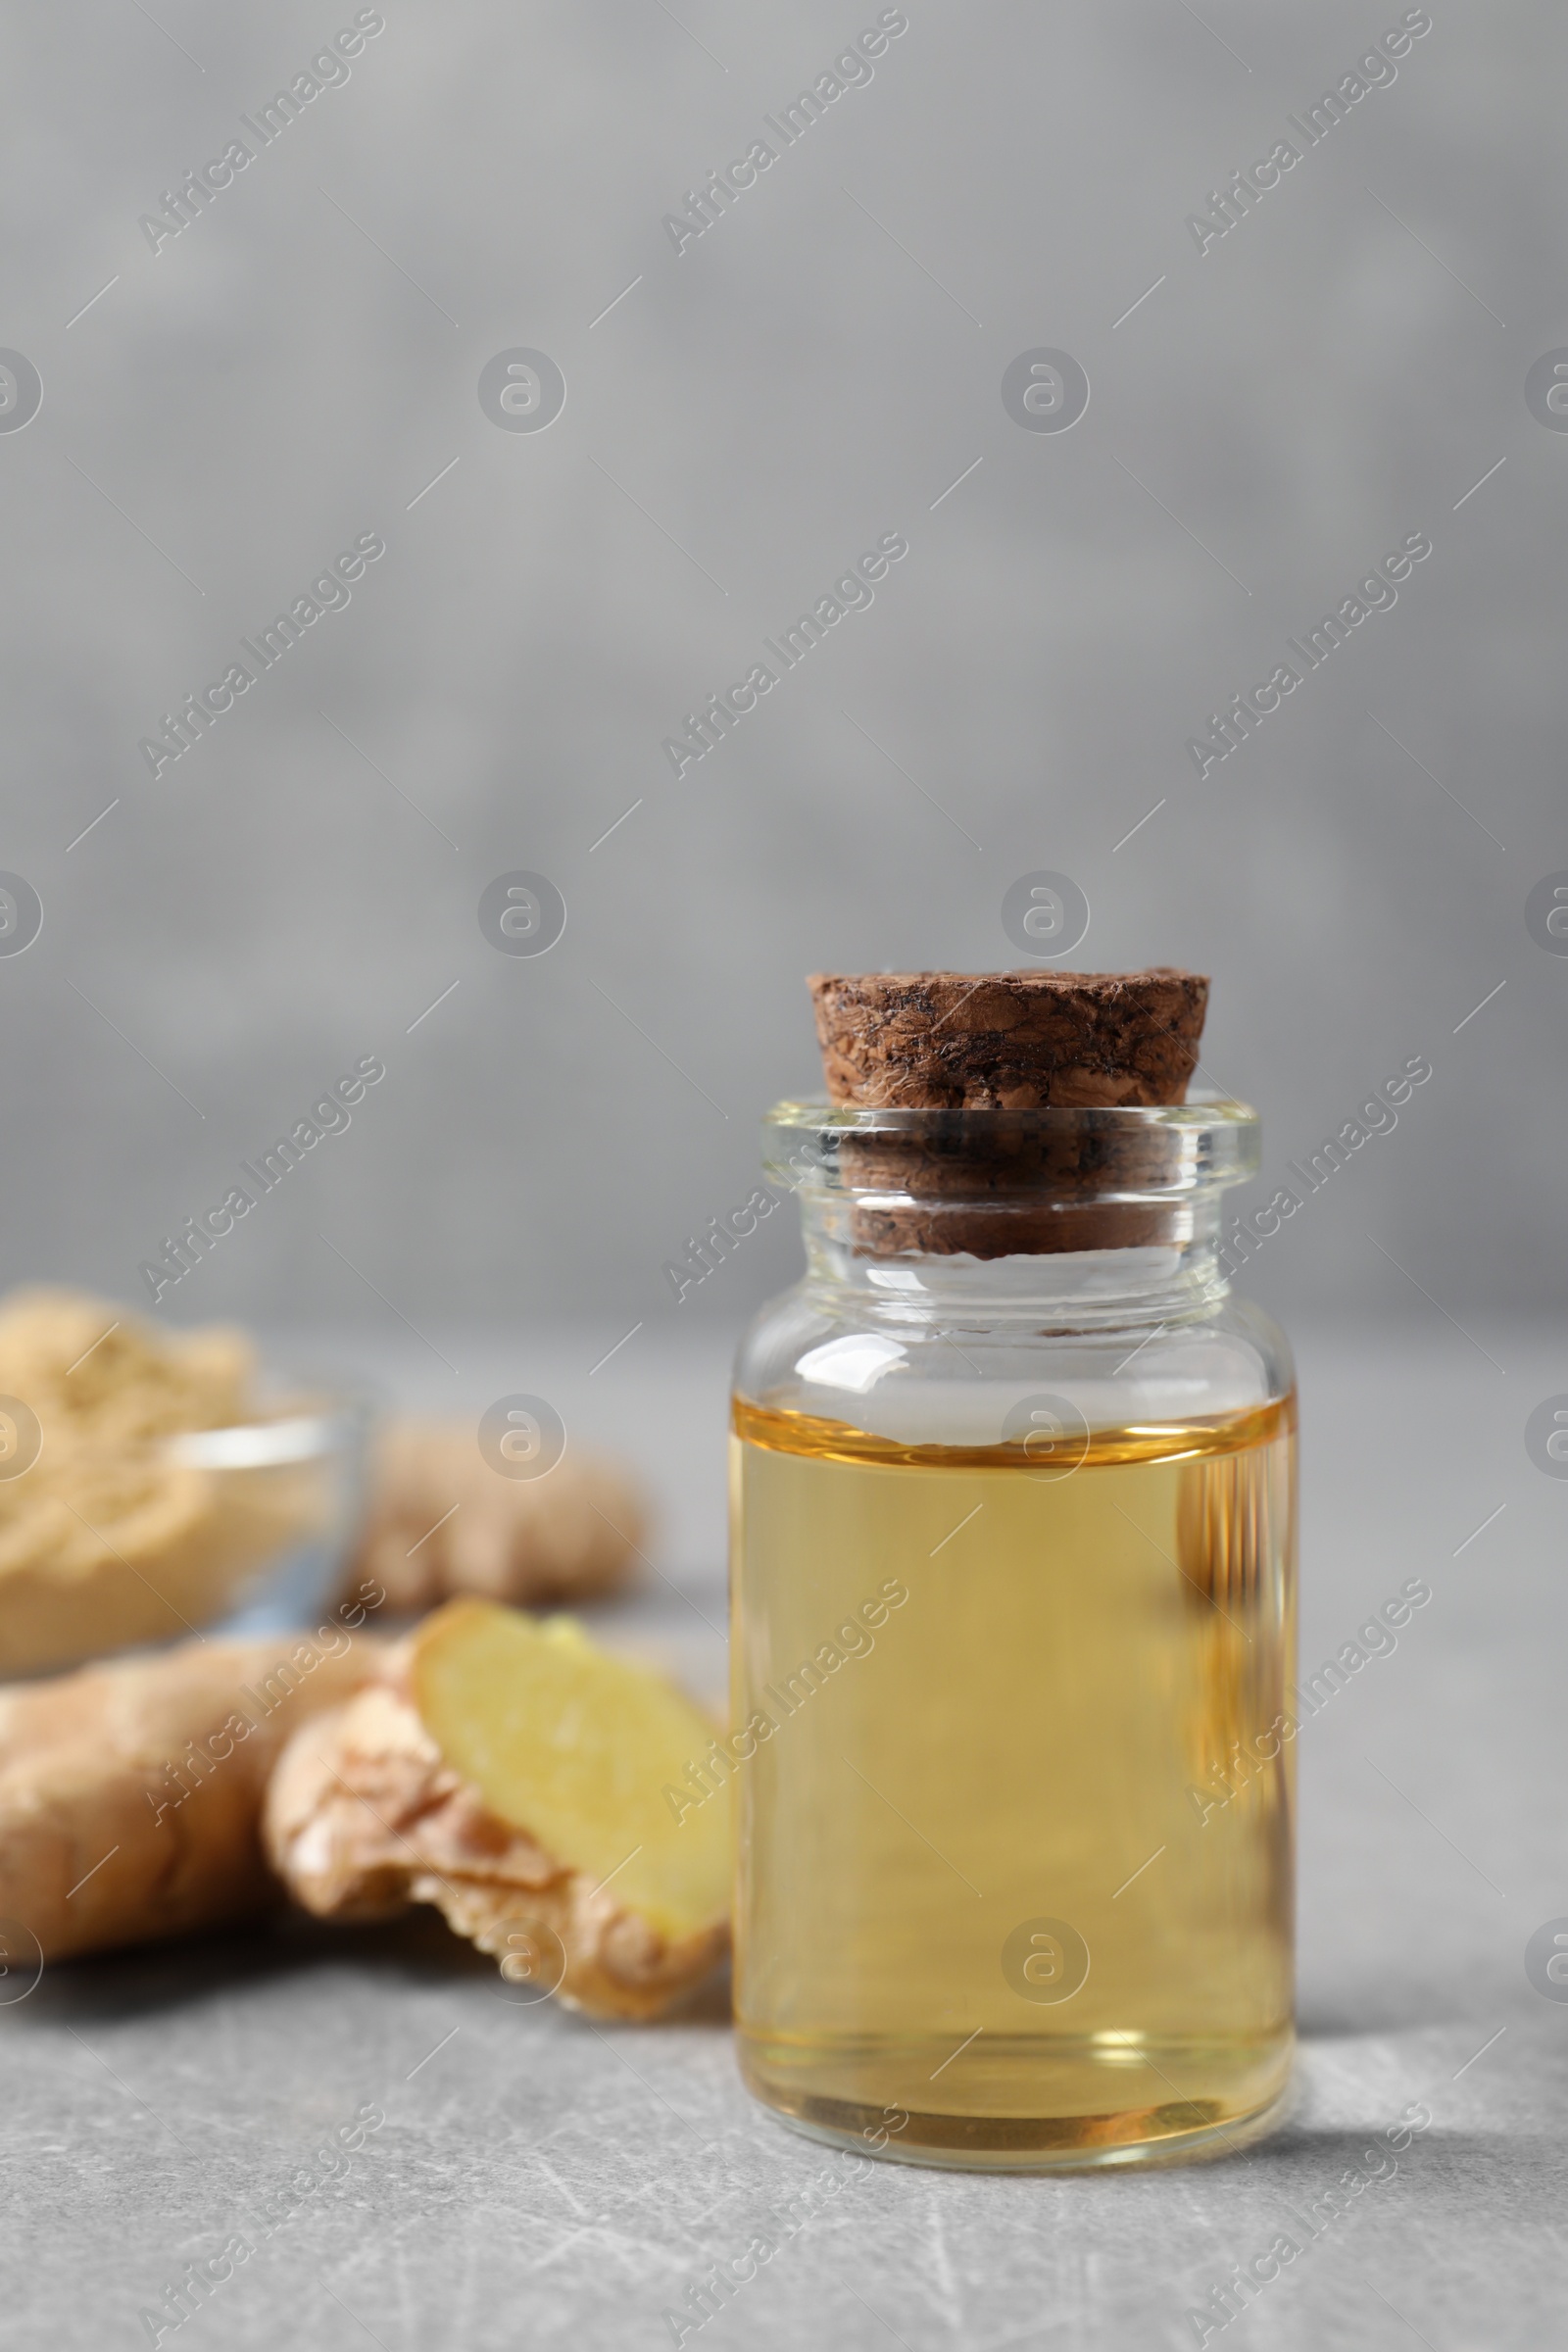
[3, 1316, 1562, 2351]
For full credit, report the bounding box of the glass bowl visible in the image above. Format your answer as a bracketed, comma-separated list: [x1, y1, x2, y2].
[0, 1385, 375, 1680]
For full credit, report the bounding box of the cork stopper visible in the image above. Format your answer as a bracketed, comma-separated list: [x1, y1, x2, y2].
[808, 969, 1208, 1109]
[805, 968, 1211, 1257]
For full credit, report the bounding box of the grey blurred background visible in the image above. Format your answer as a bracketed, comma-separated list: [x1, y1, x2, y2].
[3, 0, 1563, 1345]
[6, 16, 1567, 2340]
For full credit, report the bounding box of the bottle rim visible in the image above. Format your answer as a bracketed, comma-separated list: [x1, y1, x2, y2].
[762, 1091, 1260, 1207]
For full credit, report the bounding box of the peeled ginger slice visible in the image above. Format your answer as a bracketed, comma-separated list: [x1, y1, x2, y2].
[410, 1599, 729, 1944]
[267, 1598, 729, 2018]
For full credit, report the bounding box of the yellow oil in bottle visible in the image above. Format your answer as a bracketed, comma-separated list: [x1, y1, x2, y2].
[730, 1394, 1297, 2169]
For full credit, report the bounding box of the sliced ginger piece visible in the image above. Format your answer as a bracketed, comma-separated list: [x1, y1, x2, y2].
[412, 1599, 728, 1945]
[266, 1599, 729, 2019]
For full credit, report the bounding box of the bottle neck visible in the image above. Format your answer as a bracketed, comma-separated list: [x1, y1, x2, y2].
[797, 1196, 1232, 1335]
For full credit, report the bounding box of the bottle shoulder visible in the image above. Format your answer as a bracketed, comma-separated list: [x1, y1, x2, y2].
[734, 1279, 1294, 1447]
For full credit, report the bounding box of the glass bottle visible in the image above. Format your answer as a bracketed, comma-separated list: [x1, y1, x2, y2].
[729, 1096, 1296, 2171]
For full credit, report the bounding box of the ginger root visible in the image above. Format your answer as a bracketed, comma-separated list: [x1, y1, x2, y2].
[0, 1632, 382, 1961]
[266, 1599, 729, 2020]
[346, 1419, 648, 1615]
